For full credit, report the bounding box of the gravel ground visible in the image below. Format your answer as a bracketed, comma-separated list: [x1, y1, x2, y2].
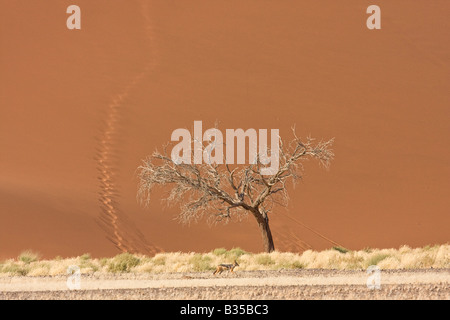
[0, 269, 448, 300]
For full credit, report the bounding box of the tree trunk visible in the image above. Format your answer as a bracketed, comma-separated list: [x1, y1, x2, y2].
[257, 216, 275, 253]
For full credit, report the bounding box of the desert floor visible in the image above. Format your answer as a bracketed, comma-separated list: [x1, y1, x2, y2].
[0, 269, 448, 300]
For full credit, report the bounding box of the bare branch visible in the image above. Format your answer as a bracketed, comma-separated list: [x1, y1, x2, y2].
[137, 127, 334, 228]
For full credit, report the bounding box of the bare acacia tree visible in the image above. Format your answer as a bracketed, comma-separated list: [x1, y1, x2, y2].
[137, 127, 334, 253]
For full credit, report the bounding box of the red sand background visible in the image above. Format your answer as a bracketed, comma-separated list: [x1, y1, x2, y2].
[1, 1, 449, 259]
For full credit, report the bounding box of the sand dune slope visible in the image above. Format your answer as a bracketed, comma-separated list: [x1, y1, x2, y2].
[0, 1, 449, 259]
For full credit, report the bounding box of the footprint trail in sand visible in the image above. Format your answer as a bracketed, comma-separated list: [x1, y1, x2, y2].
[96, 1, 161, 255]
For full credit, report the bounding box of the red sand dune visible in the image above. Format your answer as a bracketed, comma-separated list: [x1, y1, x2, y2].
[0, 1, 449, 259]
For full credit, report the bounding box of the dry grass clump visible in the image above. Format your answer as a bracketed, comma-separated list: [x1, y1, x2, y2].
[18, 250, 41, 264]
[0, 261, 30, 276]
[0, 244, 448, 276]
[255, 254, 275, 266]
[189, 254, 215, 272]
[107, 253, 140, 273]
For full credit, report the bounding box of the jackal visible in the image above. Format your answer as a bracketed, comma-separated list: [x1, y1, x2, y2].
[213, 260, 239, 275]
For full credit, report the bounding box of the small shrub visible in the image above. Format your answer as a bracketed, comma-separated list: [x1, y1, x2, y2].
[291, 261, 305, 269]
[80, 253, 91, 261]
[80, 260, 99, 273]
[152, 256, 166, 266]
[256, 254, 274, 266]
[190, 254, 214, 272]
[27, 262, 52, 276]
[332, 247, 349, 254]
[140, 265, 154, 273]
[346, 254, 365, 270]
[18, 250, 41, 264]
[108, 253, 140, 273]
[2, 264, 29, 276]
[99, 258, 108, 267]
[366, 253, 390, 267]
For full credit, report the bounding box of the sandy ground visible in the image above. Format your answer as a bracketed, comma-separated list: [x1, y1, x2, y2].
[1, 269, 448, 300]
